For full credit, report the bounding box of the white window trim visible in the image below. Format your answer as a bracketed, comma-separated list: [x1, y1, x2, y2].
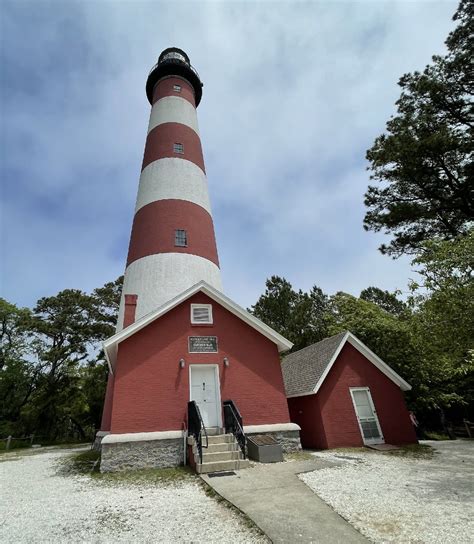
[173, 142, 184, 154]
[173, 84, 182, 92]
[190, 303, 213, 325]
[349, 386, 384, 445]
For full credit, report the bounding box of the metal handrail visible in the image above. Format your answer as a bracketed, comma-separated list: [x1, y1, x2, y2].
[148, 57, 201, 81]
[223, 400, 246, 459]
[187, 401, 208, 464]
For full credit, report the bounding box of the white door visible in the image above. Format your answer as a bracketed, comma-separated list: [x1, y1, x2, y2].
[350, 387, 384, 445]
[190, 366, 220, 428]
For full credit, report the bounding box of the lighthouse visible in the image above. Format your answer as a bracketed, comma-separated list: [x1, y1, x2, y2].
[98, 49, 300, 473]
[116, 47, 222, 331]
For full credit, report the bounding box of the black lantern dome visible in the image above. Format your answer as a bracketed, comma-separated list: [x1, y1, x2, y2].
[146, 47, 203, 106]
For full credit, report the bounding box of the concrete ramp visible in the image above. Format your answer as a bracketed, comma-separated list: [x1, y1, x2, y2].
[201, 457, 368, 544]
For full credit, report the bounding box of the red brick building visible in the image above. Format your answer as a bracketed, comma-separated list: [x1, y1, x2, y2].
[99, 282, 301, 471]
[282, 331, 417, 449]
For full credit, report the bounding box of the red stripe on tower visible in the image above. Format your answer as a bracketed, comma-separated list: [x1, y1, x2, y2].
[142, 123, 205, 172]
[153, 77, 196, 107]
[126, 199, 219, 267]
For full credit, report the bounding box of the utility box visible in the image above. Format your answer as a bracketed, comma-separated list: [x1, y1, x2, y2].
[247, 434, 283, 463]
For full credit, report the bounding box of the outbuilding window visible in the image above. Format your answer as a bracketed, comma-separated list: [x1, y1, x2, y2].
[175, 229, 187, 247]
[173, 143, 184, 154]
[191, 304, 213, 324]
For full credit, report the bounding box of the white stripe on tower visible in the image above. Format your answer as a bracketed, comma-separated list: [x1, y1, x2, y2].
[135, 158, 211, 214]
[116, 50, 222, 332]
[147, 96, 199, 135]
[116, 253, 223, 330]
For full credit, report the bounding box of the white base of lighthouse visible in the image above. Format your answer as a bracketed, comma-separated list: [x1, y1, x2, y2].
[116, 253, 223, 331]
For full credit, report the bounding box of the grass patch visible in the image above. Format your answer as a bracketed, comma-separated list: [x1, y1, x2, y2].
[96, 465, 195, 486]
[424, 431, 451, 441]
[0, 441, 91, 457]
[0, 441, 31, 452]
[329, 447, 375, 455]
[284, 450, 315, 461]
[383, 443, 435, 459]
[59, 450, 196, 486]
[66, 449, 101, 473]
[319, 444, 434, 460]
[1, 443, 89, 460]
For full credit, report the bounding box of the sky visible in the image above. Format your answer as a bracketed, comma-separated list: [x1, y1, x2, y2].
[1, 0, 458, 311]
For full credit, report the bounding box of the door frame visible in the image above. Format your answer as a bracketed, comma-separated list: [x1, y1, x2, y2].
[189, 364, 222, 428]
[349, 386, 384, 445]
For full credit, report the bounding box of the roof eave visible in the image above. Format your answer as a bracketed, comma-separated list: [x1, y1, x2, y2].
[344, 333, 412, 391]
[104, 281, 293, 369]
[284, 330, 412, 398]
[309, 332, 412, 393]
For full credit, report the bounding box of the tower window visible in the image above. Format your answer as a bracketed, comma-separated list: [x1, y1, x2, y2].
[173, 143, 184, 154]
[173, 84, 182, 93]
[175, 229, 187, 247]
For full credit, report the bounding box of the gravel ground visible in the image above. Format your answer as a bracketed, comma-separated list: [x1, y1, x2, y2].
[0, 448, 266, 544]
[299, 440, 474, 544]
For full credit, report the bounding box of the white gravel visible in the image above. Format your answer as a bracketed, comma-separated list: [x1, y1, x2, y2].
[299, 440, 474, 544]
[0, 448, 266, 543]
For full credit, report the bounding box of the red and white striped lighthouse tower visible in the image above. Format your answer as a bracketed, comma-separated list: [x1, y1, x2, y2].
[116, 48, 222, 330]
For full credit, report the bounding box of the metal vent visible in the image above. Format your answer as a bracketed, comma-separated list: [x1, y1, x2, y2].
[192, 305, 212, 323]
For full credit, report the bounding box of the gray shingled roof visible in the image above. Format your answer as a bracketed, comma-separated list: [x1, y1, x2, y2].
[281, 331, 348, 397]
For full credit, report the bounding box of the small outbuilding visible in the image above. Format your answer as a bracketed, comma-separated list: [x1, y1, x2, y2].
[282, 331, 417, 449]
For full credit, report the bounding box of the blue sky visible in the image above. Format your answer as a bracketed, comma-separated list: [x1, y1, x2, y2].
[1, 0, 457, 310]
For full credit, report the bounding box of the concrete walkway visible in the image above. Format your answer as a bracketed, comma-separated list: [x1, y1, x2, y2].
[201, 458, 368, 543]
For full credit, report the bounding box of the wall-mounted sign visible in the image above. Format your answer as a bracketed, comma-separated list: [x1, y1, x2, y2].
[188, 336, 218, 353]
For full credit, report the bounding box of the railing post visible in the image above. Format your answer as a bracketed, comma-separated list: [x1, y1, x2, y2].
[6, 436, 12, 450]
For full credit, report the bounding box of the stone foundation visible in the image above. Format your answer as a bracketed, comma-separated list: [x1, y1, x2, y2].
[246, 430, 301, 453]
[100, 436, 183, 472]
[92, 431, 109, 451]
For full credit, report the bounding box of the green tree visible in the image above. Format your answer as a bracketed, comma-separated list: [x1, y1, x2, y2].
[0, 277, 123, 441]
[250, 276, 328, 351]
[408, 230, 474, 412]
[0, 299, 36, 436]
[325, 292, 419, 389]
[364, 0, 473, 257]
[27, 289, 108, 439]
[360, 286, 408, 317]
[91, 275, 123, 335]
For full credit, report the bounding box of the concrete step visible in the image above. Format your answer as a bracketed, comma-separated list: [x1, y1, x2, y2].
[204, 442, 240, 453]
[188, 433, 235, 447]
[205, 434, 235, 444]
[197, 459, 250, 474]
[206, 427, 223, 436]
[201, 450, 243, 463]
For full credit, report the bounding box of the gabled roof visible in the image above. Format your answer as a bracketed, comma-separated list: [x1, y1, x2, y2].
[281, 331, 411, 397]
[104, 281, 293, 371]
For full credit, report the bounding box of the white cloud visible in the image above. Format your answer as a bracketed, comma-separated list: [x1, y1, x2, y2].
[1, 0, 458, 308]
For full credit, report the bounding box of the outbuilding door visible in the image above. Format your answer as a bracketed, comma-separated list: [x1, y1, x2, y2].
[350, 387, 384, 445]
[190, 365, 221, 428]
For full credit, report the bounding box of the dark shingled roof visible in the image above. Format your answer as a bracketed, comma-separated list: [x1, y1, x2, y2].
[281, 331, 348, 397]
